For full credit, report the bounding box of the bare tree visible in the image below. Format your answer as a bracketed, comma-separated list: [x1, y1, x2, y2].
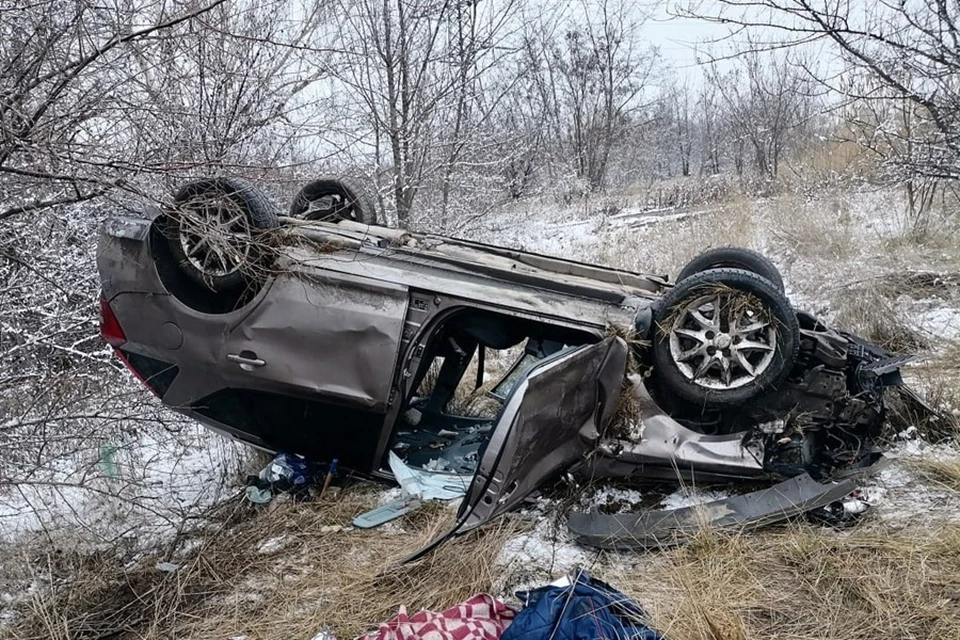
[697, 80, 723, 175]
[0, 0, 335, 554]
[0, 0, 230, 222]
[661, 80, 694, 177]
[0, 0, 327, 226]
[326, 0, 519, 227]
[706, 54, 816, 180]
[537, 0, 658, 190]
[689, 0, 960, 180]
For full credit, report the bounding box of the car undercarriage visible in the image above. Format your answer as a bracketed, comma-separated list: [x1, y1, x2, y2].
[96, 176, 923, 555]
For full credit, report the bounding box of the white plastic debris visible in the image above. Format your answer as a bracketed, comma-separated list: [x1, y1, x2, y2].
[256, 535, 290, 554]
[388, 451, 470, 501]
[896, 426, 919, 441]
[155, 561, 180, 573]
[842, 497, 870, 515]
[310, 626, 337, 640]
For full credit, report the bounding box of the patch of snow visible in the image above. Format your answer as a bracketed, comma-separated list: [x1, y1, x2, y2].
[256, 535, 292, 555]
[859, 441, 960, 526]
[0, 421, 248, 551]
[579, 485, 645, 513]
[376, 487, 403, 506]
[495, 514, 593, 598]
[910, 303, 960, 342]
[658, 486, 731, 510]
[216, 575, 267, 606]
[309, 626, 338, 640]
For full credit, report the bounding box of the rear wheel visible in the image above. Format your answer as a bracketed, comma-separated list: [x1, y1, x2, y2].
[289, 177, 378, 224]
[159, 177, 278, 293]
[677, 247, 784, 292]
[652, 268, 799, 408]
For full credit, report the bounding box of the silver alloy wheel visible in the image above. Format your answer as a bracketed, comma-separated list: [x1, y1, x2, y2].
[668, 293, 778, 390]
[176, 197, 252, 277]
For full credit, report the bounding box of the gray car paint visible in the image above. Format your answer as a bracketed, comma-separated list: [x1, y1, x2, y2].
[567, 473, 856, 550]
[582, 376, 767, 482]
[98, 210, 894, 558]
[220, 273, 408, 412]
[97, 215, 662, 474]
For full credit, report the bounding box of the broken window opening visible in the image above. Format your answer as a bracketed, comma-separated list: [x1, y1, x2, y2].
[387, 309, 596, 476]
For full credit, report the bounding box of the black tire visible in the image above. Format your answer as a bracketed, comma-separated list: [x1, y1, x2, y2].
[652, 268, 799, 408]
[289, 177, 378, 224]
[160, 177, 279, 293]
[677, 247, 785, 292]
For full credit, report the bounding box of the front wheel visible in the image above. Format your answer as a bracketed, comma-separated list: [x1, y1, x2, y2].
[289, 177, 378, 224]
[677, 246, 785, 292]
[651, 268, 799, 408]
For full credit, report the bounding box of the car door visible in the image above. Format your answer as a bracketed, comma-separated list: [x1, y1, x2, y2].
[404, 336, 627, 562]
[220, 271, 408, 412]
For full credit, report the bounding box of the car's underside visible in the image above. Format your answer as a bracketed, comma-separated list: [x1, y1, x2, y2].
[97, 176, 922, 555]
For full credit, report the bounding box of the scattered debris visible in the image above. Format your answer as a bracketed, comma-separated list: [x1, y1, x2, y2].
[568, 474, 858, 550]
[244, 452, 326, 504]
[807, 490, 872, 529]
[389, 451, 470, 501]
[353, 498, 423, 529]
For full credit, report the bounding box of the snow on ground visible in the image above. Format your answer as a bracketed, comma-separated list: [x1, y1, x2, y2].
[0, 421, 248, 549]
[482, 186, 960, 586]
[493, 502, 599, 599]
[910, 303, 960, 342]
[863, 440, 960, 526]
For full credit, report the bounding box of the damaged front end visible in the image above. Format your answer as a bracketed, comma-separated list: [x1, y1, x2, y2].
[589, 312, 909, 484]
[567, 312, 913, 550]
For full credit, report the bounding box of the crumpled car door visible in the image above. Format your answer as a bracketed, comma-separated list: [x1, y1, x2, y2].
[403, 336, 627, 562]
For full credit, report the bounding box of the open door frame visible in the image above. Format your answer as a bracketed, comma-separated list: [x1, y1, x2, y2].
[401, 336, 627, 563]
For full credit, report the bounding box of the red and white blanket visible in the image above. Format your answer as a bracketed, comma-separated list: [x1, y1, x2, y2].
[358, 594, 516, 640]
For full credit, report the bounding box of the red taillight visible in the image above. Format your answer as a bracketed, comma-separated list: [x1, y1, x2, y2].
[99, 297, 126, 347]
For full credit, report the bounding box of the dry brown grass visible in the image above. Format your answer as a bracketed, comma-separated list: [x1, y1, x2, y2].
[4, 486, 525, 640]
[601, 523, 960, 640]
[884, 374, 960, 442]
[916, 458, 960, 493]
[8, 481, 960, 640]
[827, 283, 928, 354]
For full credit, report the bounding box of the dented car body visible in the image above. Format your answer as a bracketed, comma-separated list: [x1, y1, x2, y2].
[97, 179, 910, 548]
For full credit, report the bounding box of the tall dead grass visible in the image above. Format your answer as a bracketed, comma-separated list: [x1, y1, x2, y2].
[4, 486, 525, 640]
[8, 480, 960, 640]
[602, 523, 960, 640]
[916, 458, 960, 493]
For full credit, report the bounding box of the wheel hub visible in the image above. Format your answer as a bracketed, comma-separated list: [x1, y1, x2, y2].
[668, 292, 778, 390]
[176, 196, 252, 278]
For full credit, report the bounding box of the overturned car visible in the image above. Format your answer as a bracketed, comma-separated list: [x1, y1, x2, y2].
[97, 177, 911, 549]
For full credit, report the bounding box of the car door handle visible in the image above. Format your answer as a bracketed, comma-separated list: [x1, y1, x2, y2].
[227, 352, 266, 370]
